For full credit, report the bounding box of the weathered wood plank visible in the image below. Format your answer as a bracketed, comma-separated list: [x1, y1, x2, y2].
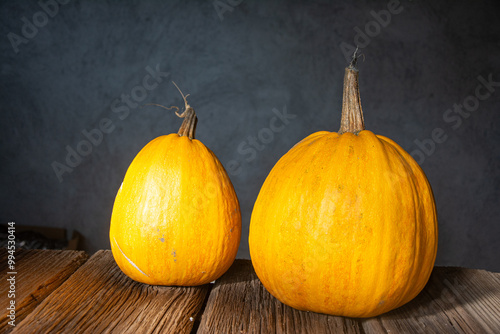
[197, 260, 500, 334]
[197, 260, 364, 334]
[370, 267, 500, 334]
[11, 250, 211, 334]
[0, 248, 88, 333]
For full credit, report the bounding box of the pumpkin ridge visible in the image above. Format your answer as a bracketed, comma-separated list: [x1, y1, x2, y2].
[366, 133, 437, 313]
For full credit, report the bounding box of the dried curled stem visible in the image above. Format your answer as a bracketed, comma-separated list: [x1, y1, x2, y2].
[145, 103, 179, 114]
[144, 82, 198, 139]
[171, 81, 197, 139]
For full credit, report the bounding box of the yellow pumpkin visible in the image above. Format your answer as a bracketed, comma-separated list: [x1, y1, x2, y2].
[249, 55, 438, 317]
[110, 86, 241, 286]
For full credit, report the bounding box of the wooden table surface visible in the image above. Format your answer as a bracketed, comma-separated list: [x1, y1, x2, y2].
[1, 249, 499, 333]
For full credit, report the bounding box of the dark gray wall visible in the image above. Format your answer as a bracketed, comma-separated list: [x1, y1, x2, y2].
[1, 0, 499, 271]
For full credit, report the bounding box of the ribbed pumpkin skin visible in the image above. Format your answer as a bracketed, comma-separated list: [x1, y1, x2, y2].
[110, 134, 241, 286]
[249, 130, 437, 317]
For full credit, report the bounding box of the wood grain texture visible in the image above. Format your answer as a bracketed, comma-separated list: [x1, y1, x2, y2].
[0, 248, 88, 333]
[198, 260, 500, 334]
[197, 260, 364, 334]
[10, 250, 211, 334]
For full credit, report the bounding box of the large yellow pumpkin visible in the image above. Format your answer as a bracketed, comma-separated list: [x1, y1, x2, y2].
[110, 87, 241, 286]
[249, 55, 438, 317]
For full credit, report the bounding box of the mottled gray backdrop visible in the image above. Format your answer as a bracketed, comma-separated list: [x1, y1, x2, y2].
[1, 0, 499, 271]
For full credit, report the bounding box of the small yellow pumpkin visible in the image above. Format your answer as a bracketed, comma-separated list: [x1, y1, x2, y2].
[249, 54, 438, 317]
[110, 85, 241, 286]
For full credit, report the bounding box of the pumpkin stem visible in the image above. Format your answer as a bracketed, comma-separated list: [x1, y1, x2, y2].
[338, 47, 365, 134]
[144, 103, 179, 113]
[172, 81, 198, 139]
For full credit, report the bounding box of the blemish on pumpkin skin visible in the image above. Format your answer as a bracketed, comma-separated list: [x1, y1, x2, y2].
[348, 145, 354, 156]
[171, 249, 177, 262]
[230, 208, 238, 217]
